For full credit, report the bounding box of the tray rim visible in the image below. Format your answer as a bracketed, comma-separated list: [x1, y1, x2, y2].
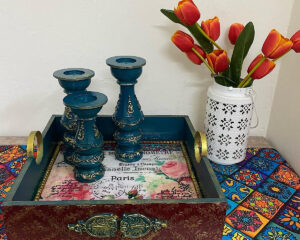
[2, 115, 226, 206]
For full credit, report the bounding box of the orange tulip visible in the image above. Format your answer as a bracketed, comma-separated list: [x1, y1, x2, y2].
[228, 23, 244, 44]
[206, 50, 229, 73]
[174, 0, 200, 26]
[186, 45, 206, 65]
[291, 30, 300, 53]
[201, 17, 220, 41]
[247, 54, 275, 79]
[262, 29, 293, 59]
[171, 30, 194, 52]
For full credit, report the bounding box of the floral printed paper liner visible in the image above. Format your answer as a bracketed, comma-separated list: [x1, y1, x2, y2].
[39, 142, 199, 201]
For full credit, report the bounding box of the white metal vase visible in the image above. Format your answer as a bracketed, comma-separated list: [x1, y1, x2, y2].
[204, 81, 255, 165]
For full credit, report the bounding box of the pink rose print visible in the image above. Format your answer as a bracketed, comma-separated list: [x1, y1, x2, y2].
[161, 161, 189, 179]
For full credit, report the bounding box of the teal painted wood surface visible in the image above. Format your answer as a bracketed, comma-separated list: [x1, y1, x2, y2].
[3, 115, 226, 205]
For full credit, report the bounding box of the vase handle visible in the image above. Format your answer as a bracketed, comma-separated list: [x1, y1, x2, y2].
[194, 131, 207, 163]
[27, 131, 43, 165]
[246, 89, 259, 129]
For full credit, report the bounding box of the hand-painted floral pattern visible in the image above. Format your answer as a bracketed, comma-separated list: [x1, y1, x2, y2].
[160, 160, 189, 179]
[258, 148, 285, 163]
[242, 191, 284, 219]
[223, 223, 252, 240]
[226, 206, 269, 238]
[271, 165, 300, 190]
[287, 191, 300, 211]
[274, 206, 300, 233]
[257, 178, 296, 203]
[232, 168, 266, 188]
[221, 178, 253, 203]
[256, 222, 299, 240]
[245, 156, 279, 176]
[0, 146, 25, 163]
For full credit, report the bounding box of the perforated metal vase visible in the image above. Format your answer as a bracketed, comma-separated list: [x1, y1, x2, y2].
[204, 82, 254, 165]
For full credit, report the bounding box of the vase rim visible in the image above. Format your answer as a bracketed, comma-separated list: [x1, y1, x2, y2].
[213, 80, 252, 91]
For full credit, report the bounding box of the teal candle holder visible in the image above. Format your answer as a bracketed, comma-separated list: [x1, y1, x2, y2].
[63, 91, 108, 183]
[106, 56, 146, 162]
[53, 68, 95, 165]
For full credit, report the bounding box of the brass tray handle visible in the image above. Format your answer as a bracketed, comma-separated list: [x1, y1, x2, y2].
[68, 213, 167, 238]
[194, 131, 207, 163]
[27, 131, 43, 165]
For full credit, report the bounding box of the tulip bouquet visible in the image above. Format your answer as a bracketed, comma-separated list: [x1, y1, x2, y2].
[161, 0, 300, 88]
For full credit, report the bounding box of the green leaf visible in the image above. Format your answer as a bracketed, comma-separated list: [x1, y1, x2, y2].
[160, 9, 213, 53]
[230, 22, 255, 83]
[161, 9, 181, 24]
[187, 24, 213, 53]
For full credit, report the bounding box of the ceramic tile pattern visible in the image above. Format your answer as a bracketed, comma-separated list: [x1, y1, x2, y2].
[0, 146, 299, 240]
[216, 148, 300, 240]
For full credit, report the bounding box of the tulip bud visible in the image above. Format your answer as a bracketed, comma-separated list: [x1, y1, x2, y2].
[291, 30, 300, 53]
[185, 45, 206, 65]
[171, 30, 194, 52]
[201, 17, 220, 41]
[248, 54, 275, 79]
[228, 23, 244, 45]
[174, 0, 200, 26]
[262, 29, 293, 59]
[206, 50, 229, 73]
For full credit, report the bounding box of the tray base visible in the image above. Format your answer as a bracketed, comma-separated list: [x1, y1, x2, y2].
[36, 141, 201, 201]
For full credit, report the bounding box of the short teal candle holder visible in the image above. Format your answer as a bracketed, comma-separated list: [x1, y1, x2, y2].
[106, 56, 146, 162]
[63, 91, 108, 183]
[53, 68, 95, 165]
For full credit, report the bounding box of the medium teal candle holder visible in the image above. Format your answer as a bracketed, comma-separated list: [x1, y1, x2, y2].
[63, 91, 108, 183]
[106, 56, 146, 162]
[53, 68, 95, 165]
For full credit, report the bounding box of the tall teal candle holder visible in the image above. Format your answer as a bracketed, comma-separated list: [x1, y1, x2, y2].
[53, 68, 95, 165]
[63, 91, 108, 183]
[106, 56, 146, 162]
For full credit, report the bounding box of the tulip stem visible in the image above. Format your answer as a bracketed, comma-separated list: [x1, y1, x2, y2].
[195, 23, 222, 50]
[192, 47, 216, 74]
[238, 56, 266, 88]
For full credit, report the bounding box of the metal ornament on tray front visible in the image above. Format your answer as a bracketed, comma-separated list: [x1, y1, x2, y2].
[120, 213, 167, 238]
[63, 91, 108, 183]
[53, 68, 95, 165]
[68, 213, 167, 238]
[68, 213, 118, 238]
[106, 56, 146, 162]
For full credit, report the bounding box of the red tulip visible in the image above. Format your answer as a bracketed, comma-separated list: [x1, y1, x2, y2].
[247, 54, 275, 79]
[262, 29, 293, 59]
[174, 0, 200, 26]
[171, 30, 194, 52]
[206, 50, 229, 73]
[201, 17, 220, 41]
[291, 30, 300, 53]
[228, 23, 244, 44]
[185, 45, 206, 65]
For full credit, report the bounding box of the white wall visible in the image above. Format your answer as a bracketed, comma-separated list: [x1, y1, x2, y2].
[0, 0, 295, 136]
[267, 0, 300, 173]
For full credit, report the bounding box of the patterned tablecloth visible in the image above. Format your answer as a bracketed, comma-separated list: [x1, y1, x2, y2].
[0, 145, 299, 239]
